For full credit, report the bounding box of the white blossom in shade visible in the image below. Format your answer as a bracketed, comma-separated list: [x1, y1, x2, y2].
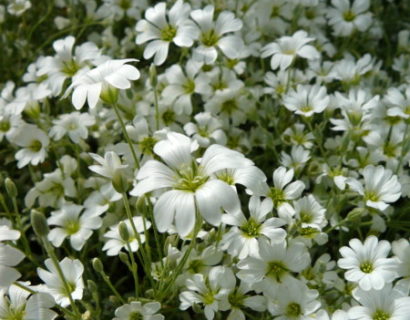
[102, 217, 150, 256]
[280, 146, 311, 171]
[338, 236, 398, 291]
[225, 281, 266, 320]
[162, 60, 211, 115]
[179, 266, 235, 320]
[37, 36, 104, 95]
[384, 87, 410, 119]
[293, 195, 327, 230]
[24, 166, 77, 208]
[130, 132, 253, 237]
[0, 284, 57, 320]
[6, 83, 51, 115]
[392, 239, 410, 289]
[0, 219, 20, 242]
[7, 0, 31, 16]
[0, 111, 22, 143]
[114, 301, 164, 320]
[349, 284, 410, 320]
[184, 112, 226, 147]
[0, 243, 24, 289]
[47, 203, 102, 251]
[237, 238, 310, 286]
[136, 0, 198, 66]
[190, 5, 244, 64]
[10, 124, 49, 168]
[37, 258, 84, 307]
[68, 58, 140, 109]
[282, 84, 329, 117]
[264, 278, 321, 320]
[346, 165, 401, 211]
[221, 196, 286, 259]
[89, 151, 128, 180]
[327, 0, 372, 37]
[97, 0, 148, 21]
[261, 30, 320, 70]
[50, 112, 95, 143]
[262, 166, 305, 208]
[283, 123, 314, 149]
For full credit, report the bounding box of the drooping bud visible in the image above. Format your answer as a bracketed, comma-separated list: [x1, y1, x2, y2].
[5, 178, 18, 198]
[31, 210, 49, 237]
[92, 258, 104, 274]
[118, 221, 130, 242]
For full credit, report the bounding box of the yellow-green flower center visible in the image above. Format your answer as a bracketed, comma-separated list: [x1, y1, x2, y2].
[360, 261, 374, 273]
[65, 220, 80, 235]
[29, 140, 42, 152]
[372, 310, 390, 320]
[200, 29, 220, 47]
[286, 302, 302, 318]
[343, 10, 356, 22]
[240, 218, 261, 238]
[268, 187, 286, 207]
[161, 25, 177, 42]
[267, 260, 288, 282]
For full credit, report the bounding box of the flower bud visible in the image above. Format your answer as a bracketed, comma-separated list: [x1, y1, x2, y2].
[5, 178, 18, 198]
[346, 208, 365, 223]
[149, 64, 157, 87]
[119, 252, 129, 265]
[100, 84, 119, 105]
[31, 210, 49, 237]
[92, 258, 104, 274]
[118, 221, 130, 242]
[112, 170, 129, 193]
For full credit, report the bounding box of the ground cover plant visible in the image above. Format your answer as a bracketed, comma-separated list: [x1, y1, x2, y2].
[1, 0, 410, 319]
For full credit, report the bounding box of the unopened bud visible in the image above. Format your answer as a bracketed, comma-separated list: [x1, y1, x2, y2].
[31, 210, 49, 237]
[87, 279, 98, 293]
[5, 178, 18, 198]
[119, 252, 130, 266]
[149, 64, 157, 87]
[118, 221, 130, 242]
[346, 208, 365, 223]
[100, 84, 119, 105]
[112, 171, 129, 193]
[92, 258, 104, 274]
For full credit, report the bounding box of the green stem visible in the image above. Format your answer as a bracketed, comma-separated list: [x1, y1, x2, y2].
[112, 102, 140, 169]
[125, 242, 140, 297]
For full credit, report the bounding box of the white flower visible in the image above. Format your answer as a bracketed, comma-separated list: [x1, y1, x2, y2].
[190, 5, 244, 64]
[68, 59, 140, 109]
[263, 166, 305, 208]
[47, 204, 102, 251]
[280, 146, 311, 171]
[221, 196, 286, 259]
[392, 239, 410, 289]
[10, 124, 49, 168]
[37, 258, 84, 307]
[179, 266, 235, 320]
[347, 165, 401, 211]
[261, 30, 320, 70]
[237, 239, 310, 286]
[0, 112, 22, 143]
[89, 151, 128, 180]
[37, 36, 103, 95]
[327, 0, 372, 37]
[50, 112, 95, 143]
[130, 132, 253, 236]
[7, 0, 31, 16]
[338, 236, 398, 291]
[384, 87, 410, 119]
[136, 0, 198, 65]
[265, 278, 321, 320]
[103, 217, 150, 256]
[0, 284, 57, 320]
[162, 60, 211, 115]
[282, 84, 329, 117]
[0, 243, 24, 289]
[293, 195, 327, 230]
[184, 112, 226, 147]
[114, 301, 164, 320]
[349, 284, 410, 320]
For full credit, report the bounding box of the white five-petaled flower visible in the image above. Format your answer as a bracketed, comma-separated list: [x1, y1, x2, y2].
[347, 165, 401, 211]
[50, 111, 95, 143]
[221, 196, 287, 259]
[338, 236, 398, 291]
[261, 30, 320, 70]
[136, 0, 198, 65]
[0, 284, 57, 320]
[114, 301, 164, 320]
[282, 84, 329, 117]
[37, 258, 84, 307]
[68, 59, 140, 109]
[47, 203, 102, 251]
[130, 132, 253, 237]
[0, 226, 24, 289]
[190, 5, 243, 64]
